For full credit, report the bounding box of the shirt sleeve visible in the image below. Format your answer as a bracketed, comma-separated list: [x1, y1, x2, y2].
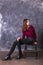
[32, 26, 37, 42]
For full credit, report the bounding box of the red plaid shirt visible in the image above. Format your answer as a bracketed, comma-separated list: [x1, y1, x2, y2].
[22, 25, 37, 42]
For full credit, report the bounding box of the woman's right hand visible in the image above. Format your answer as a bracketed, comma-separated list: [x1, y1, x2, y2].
[17, 37, 21, 41]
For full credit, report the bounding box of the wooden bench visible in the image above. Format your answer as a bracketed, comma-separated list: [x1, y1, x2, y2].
[24, 43, 38, 58]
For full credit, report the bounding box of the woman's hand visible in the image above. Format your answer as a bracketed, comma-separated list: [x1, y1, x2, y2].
[17, 37, 21, 41]
[34, 42, 37, 45]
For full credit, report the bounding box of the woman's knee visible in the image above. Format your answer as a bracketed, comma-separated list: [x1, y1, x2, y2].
[16, 37, 21, 42]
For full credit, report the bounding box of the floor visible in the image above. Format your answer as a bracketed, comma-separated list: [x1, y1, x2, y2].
[0, 51, 43, 65]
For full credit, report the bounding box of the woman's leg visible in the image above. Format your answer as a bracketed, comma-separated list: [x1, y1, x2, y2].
[4, 37, 34, 60]
[25, 37, 34, 45]
[4, 39, 23, 60]
[8, 38, 34, 56]
[4, 40, 19, 60]
[19, 37, 34, 46]
[7, 41, 17, 56]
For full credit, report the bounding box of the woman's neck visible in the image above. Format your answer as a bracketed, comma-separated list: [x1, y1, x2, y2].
[27, 25, 30, 29]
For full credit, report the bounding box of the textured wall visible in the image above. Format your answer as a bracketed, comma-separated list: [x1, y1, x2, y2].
[0, 0, 43, 50]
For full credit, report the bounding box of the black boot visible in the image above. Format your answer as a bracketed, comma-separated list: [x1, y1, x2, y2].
[16, 40, 23, 59]
[16, 54, 23, 59]
[4, 55, 11, 60]
[3, 41, 17, 60]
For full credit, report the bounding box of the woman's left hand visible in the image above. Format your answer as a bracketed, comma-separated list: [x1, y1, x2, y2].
[34, 42, 37, 45]
[17, 37, 21, 41]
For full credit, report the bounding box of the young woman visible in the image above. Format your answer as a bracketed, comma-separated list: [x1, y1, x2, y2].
[4, 19, 37, 60]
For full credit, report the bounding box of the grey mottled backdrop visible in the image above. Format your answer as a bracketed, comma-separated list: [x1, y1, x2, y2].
[0, 0, 43, 50]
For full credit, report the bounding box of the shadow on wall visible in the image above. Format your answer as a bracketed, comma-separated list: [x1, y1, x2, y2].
[38, 30, 43, 49]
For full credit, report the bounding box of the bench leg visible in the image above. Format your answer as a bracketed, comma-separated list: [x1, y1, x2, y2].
[35, 44, 38, 59]
[24, 45, 27, 57]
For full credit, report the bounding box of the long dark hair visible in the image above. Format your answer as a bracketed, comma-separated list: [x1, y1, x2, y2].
[22, 19, 29, 31]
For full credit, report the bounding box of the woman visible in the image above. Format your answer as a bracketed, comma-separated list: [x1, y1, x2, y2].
[4, 19, 37, 60]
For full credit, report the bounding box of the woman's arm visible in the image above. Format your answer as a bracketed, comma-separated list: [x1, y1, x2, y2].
[17, 29, 25, 41]
[32, 26, 37, 42]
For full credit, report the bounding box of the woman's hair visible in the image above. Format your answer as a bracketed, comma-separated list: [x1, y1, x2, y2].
[22, 19, 29, 31]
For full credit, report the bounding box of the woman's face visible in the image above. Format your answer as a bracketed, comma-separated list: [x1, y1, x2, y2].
[27, 20, 30, 26]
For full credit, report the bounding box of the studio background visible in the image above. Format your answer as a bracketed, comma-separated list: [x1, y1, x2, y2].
[0, 0, 43, 50]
